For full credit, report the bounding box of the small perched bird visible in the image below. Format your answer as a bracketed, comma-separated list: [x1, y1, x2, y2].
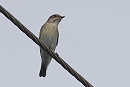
[39, 14, 65, 77]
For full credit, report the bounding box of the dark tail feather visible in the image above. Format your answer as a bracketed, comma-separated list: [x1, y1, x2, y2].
[39, 63, 46, 77]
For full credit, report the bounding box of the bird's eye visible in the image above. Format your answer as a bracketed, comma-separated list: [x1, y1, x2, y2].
[53, 15, 57, 17]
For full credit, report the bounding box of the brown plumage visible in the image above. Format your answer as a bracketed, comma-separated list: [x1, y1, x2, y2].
[39, 14, 64, 77]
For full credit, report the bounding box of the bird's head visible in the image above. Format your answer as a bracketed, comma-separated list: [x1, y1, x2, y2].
[47, 14, 65, 24]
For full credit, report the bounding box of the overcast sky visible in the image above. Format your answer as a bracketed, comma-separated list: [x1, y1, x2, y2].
[0, 0, 130, 87]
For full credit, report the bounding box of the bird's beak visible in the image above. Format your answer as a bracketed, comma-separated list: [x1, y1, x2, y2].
[61, 16, 65, 18]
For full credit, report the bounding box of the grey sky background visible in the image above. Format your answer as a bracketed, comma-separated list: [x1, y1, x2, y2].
[0, 0, 130, 87]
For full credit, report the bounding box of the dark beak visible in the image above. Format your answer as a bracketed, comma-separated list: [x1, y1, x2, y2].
[61, 16, 65, 18]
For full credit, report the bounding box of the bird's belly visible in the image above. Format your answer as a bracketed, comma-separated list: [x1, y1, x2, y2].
[41, 33, 57, 50]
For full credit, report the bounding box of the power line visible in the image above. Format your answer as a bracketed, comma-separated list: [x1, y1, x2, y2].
[0, 5, 93, 87]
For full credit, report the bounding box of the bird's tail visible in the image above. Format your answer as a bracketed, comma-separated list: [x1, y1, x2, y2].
[39, 63, 46, 77]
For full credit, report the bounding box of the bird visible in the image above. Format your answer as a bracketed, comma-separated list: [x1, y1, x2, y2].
[39, 14, 65, 77]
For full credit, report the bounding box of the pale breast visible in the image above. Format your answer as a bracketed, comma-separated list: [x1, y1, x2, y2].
[40, 23, 59, 50]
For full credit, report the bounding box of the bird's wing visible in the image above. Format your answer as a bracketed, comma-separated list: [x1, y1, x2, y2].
[39, 25, 44, 39]
[56, 31, 59, 46]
